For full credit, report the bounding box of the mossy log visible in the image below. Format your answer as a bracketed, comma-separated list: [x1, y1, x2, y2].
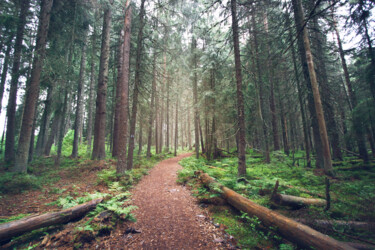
[295, 218, 375, 232]
[0, 198, 103, 243]
[196, 171, 354, 250]
[272, 180, 326, 208]
[272, 193, 326, 208]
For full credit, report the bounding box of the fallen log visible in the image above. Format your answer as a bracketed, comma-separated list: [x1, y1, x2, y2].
[271, 180, 326, 208]
[197, 171, 354, 250]
[0, 198, 103, 243]
[272, 194, 326, 208]
[345, 242, 375, 250]
[295, 219, 375, 232]
[284, 184, 326, 199]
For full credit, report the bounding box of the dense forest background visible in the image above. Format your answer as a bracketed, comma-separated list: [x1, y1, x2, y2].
[0, 0, 374, 176]
[1, 0, 375, 248]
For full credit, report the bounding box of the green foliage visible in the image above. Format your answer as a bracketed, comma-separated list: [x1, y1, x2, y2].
[49, 191, 137, 221]
[179, 152, 375, 246]
[47, 192, 109, 209]
[0, 173, 41, 194]
[176, 168, 195, 184]
[279, 243, 295, 250]
[49, 130, 87, 157]
[211, 208, 272, 249]
[97, 167, 118, 186]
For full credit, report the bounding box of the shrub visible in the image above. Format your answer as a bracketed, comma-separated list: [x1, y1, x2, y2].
[0, 173, 41, 194]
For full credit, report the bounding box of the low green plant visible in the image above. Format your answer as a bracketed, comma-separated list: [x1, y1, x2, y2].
[0, 173, 41, 194]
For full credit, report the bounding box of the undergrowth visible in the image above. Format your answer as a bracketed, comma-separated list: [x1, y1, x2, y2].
[178, 150, 375, 248]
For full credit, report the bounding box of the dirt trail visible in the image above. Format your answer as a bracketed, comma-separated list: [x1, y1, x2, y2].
[118, 153, 230, 249]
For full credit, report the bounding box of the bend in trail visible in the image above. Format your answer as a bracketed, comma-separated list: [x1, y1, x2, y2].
[117, 153, 231, 249]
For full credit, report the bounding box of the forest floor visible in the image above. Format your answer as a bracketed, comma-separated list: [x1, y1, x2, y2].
[2, 150, 375, 249]
[100, 153, 234, 249]
[0, 153, 238, 249]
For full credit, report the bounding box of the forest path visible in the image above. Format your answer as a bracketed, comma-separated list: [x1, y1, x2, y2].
[119, 153, 230, 249]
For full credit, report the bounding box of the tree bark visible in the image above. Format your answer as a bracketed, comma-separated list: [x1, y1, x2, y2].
[231, 0, 247, 176]
[331, 8, 368, 162]
[192, 38, 200, 159]
[112, 9, 126, 158]
[292, 0, 333, 175]
[263, 12, 280, 151]
[174, 99, 178, 156]
[272, 194, 326, 208]
[0, 34, 14, 116]
[309, 4, 342, 161]
[147, 49, 156, 159]
[155, 78, 160, 154]
[0, 198, 102, 244]
[13, 0, 53, 172]
[116, 0, 132, 174]
[92, 4, 112, 160]
[86, 14, 98, 154]
[251, 8, 270, 163]
[165, 54, 170, 152]
[287, 11, 311, 166]
[199, 117, 205, 154]
[72, 31, 88, 158]
[35, 83, 54, 156]
[138, 111, 143, 155]
[198, 172, 353, 250]
[44, 112, 60, 156]
[295, 218, 375, 232]
[5, 0, 30, 163]
[126, 0, 145, 170]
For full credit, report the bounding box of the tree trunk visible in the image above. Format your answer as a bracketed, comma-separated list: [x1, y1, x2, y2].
[147, 48, 156, 159]
[231, 0, 247, 176]
[112, 15, 125, 158]
[263, 12, 280, 151]
[192, 38, 200, 159]
[251, 9, 270, 163]
[72, 31, 88, 158]
[174, 99, 178, 156]
[5, 0, 30, 163]
[116, 0, 132, 174]
[86, 14, 98, 154]
[280, 105, 290, 156]
[155, 79, 159, 154]
[44, 112, 60, 156]
[126, 0, 145, 170]
[199, 117, 205, 154]
[292, 0, 334, 176]
[309, 4, 342, 161]
[138, 111, 143, 155]
[198, 171, 353, 250]
[92, 5, 112, 160]
[332, 8, 369, 162]
[35, 83, 54, 156]
[165, 54, 170, 152]
[159, 77, 164, 152]
[291, 0, 328, 172]
[188, 108, 192, 150]
[28, 104, 38, 163]
[13, 0, 53, 172]
[0, 198, 102, 244]
[287, 11, 311, 166]
[0, 34, 14, 115]
[108, 51, 117, 154]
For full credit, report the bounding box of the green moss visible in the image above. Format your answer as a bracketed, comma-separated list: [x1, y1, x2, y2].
[178, 152, 375, 245]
